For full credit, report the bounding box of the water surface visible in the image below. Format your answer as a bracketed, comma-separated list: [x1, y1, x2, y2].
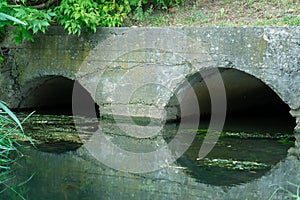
[6, 113, 295, 199]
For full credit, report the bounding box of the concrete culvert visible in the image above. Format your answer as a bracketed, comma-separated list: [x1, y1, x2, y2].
[18, 76, 100, 118]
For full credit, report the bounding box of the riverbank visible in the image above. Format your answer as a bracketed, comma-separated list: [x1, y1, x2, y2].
[124, 0, 300, 27]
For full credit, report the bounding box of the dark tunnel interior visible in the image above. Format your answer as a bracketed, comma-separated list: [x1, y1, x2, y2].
[169, 68, 296, 134]
[18, 76, 100, 118]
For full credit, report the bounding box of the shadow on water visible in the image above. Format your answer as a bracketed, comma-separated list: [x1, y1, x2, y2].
[170, 99, 295, 186]
[173, 101, 295, 186]
[163, 116, 295, 186]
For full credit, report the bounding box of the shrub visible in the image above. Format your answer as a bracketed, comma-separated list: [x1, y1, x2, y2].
[54, 0, 131, 35]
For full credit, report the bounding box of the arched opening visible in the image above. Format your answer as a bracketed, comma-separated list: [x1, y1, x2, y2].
[17, 76, 100, 153]
[166, 68, 296, 186]
[19, 76, 100, 117]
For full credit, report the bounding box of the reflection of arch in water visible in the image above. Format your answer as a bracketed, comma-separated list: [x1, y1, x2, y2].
[166, 67, 296, 186]
[18, 75, 100, 117]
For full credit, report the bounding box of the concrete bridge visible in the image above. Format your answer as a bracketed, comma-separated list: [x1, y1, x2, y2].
[1, 26, 299, 131]
[1, 26, 300, 198]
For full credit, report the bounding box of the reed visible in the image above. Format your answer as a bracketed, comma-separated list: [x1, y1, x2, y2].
[0, 101, 33, 199]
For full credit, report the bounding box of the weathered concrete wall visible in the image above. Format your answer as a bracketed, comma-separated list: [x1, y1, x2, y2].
[0, 26, 299, 123]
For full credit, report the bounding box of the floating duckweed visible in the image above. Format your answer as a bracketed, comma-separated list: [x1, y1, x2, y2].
[194, 129, 294, 140]
[200, 158, 269, 170]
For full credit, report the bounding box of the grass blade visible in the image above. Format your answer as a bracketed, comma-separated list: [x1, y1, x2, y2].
[0, 101, 23, 133]
[0, 12, 27, 25]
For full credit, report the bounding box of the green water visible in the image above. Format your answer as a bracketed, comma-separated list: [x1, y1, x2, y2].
[5, 113, 296, 199]
[179, 137, 292, 186]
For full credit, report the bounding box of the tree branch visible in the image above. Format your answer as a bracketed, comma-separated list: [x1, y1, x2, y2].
[31, 0, 58, 9]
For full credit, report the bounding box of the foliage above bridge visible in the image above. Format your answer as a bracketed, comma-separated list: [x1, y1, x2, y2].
[0, 0, 182, 43]
[0, 0, 299, 45]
